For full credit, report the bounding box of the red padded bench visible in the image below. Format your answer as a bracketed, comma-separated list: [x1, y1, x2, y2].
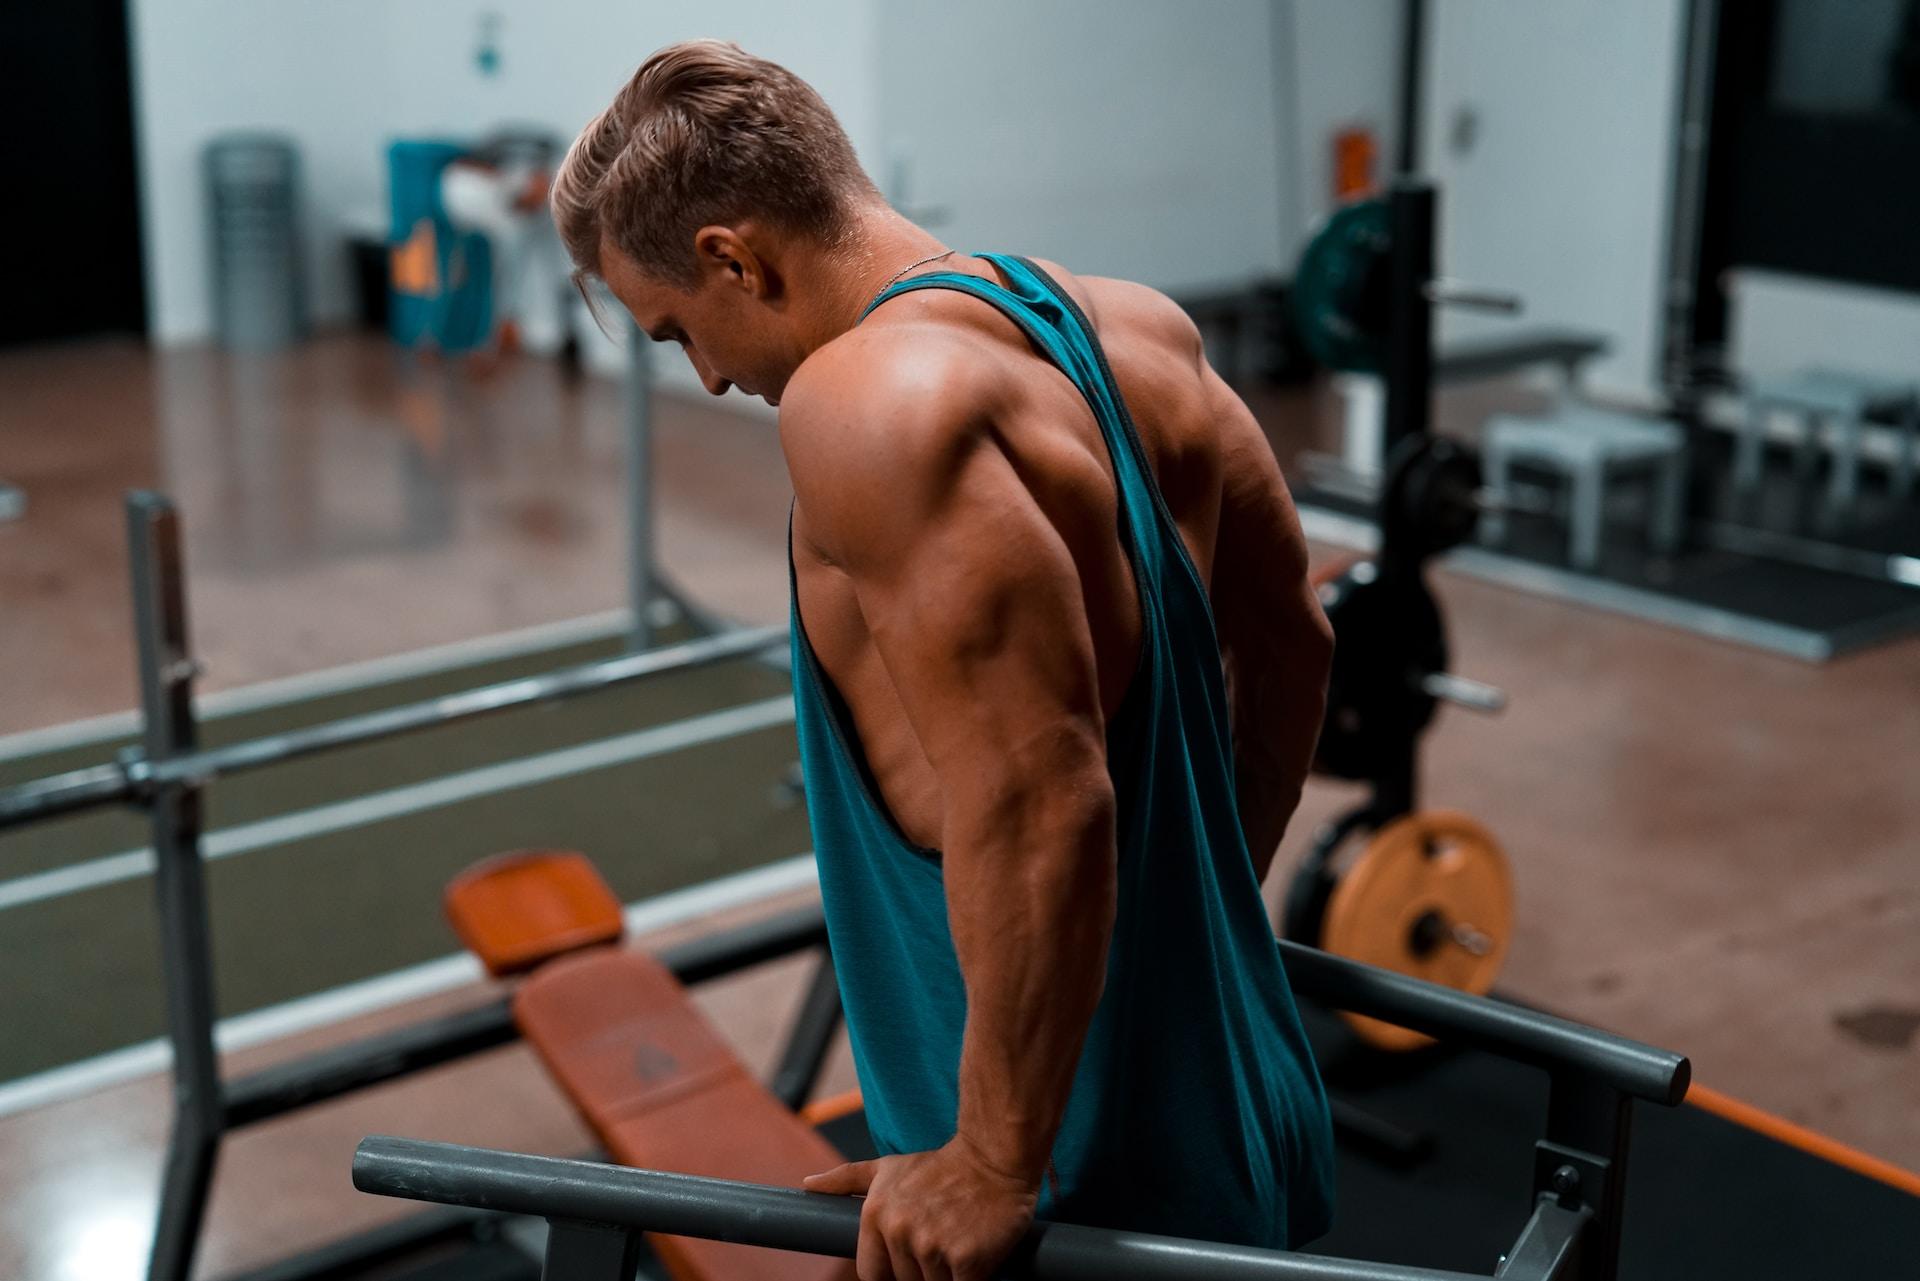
[445, 850, 855, 1281]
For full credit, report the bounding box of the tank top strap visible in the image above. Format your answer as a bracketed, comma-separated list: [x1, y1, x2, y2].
[859, 254, 1167, 592]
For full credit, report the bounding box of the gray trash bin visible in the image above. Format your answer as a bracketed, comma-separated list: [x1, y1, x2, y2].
[206, 134, 306, 349]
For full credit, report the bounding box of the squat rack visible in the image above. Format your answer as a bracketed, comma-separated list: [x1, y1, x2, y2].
[0, 491, 804, 1281]
[354, 932, 1690, 1281]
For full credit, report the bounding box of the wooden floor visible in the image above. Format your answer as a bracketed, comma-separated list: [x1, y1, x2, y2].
[0, 334, 1915, 1278]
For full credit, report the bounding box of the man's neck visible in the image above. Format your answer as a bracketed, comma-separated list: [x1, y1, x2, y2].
[794, 205, 952, 357]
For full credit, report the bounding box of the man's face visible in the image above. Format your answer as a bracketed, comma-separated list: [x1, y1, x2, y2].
[598, 234, 796, 407]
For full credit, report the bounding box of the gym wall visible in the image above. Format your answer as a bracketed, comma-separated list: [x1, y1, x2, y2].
[1285, 0, 1408, 251]
[873, 0, 1292, 294]
[1730, 269, 1920, 383]
[126, 0, 887, 349]
[1420, 0, 1690, 403]
[128, 0, 1411, 383]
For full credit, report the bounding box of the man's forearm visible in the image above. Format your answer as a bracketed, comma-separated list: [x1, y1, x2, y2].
[945, 778, 1117, 1185]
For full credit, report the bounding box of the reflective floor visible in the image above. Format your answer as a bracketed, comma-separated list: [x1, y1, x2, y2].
[0, 335, 792, 736]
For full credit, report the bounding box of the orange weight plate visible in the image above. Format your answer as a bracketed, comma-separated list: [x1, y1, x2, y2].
[1321, 810, 1512, 1052]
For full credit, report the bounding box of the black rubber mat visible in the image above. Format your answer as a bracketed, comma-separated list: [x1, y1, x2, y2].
[1301, 420, 1920, 659]
[1297, 1001, 1920, 1279]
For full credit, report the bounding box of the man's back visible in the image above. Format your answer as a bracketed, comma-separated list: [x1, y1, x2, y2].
[786, 256, 1301, 856]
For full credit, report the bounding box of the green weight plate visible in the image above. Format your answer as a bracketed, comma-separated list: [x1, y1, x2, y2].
[1292, 198, 1392, 373]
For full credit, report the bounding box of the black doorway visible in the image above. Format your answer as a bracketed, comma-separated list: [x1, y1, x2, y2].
[0, 0, 147, 346]
[1688, 0, 1920, 357]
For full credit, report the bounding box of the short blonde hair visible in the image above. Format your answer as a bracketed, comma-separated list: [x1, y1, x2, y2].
[553, 39, 877, 290]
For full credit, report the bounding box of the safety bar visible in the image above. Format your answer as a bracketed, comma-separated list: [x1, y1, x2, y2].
[1277, 940, 1689, 1106]
[353, 1138, 1492, 1281]
[0, 624, 788, 831]
[222, 904, 831, 1129]
[0, 761, 132, 826]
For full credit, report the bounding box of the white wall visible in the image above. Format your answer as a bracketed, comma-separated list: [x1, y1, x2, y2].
[1283, 0, 1405, 249]
[130, 0, 1416, 370]
[1421, 0, 1688, 401]
[1730, 269, 1920, 383]
[874, 0, 1291, 293]
[129, 0, 883, 348]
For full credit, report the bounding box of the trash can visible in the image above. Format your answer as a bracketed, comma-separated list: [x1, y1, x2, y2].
[205, 134, 306, 350]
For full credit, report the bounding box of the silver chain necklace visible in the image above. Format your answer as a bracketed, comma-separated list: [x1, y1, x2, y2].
[879, 248, 956, 291]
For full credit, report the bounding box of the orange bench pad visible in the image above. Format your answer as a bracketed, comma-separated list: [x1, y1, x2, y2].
[515, 948, 854, 1281]
[444, 850, 625, 978]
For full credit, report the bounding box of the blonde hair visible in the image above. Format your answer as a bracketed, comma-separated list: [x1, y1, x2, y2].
[553, 39, 877, 290]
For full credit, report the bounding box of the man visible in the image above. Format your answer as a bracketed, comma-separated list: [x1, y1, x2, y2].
[553, 39, 1337, 1281]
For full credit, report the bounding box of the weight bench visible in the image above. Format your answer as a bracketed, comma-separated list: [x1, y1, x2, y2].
[1478, 406, 1686, 571]
[1737, 368, 1920, 519]
[444, 850, 855, 1281]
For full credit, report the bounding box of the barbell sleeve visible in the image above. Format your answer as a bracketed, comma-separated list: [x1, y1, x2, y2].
[1418, 671, 1508, 713]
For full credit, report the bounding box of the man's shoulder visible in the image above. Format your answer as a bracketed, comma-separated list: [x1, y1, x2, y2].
[1045, 265, 1203, 361]
[782, 322, 998, 470]
[779, 323, 1002, 559]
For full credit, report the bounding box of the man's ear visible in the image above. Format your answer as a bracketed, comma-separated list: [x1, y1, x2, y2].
[693, 225, 771, 298]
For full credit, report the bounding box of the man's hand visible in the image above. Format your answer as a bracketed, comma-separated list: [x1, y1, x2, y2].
[804, 1140, 1038, 1281]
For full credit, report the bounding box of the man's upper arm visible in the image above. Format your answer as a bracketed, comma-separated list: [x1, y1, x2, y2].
[783, 344, 1113, 833]
[1201, 362, 1327, 664]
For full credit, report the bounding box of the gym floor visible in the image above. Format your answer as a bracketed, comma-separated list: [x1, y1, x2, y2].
[0, 336, 1915, 1278]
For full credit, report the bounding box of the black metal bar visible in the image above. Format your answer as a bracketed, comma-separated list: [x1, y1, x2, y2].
[1540, 1075, 1635, 1281]
[545, 1219, 646, 1281]
[224, 997, 519, 1128]
[0, 624, 788, 835]
[129, 493, 225, 1281]
[1382, 181, 1435, 462]
[1397, 0, 1428, 175]
[145, 624, 787, 789]
[769, 950, 845, 1112]
[223, 904, 831, 1129]
[1660, 0, 1722, 404]
[0, 761, 134, 828]
[1492, 1199, 1587, 1281]
[353, 1138, 1492, 1281]
[1277, 941, 1689, 1106]
[662, 901, 830, 987]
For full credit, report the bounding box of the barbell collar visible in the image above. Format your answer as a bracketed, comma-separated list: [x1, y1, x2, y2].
[1418, 671, 1508, 713]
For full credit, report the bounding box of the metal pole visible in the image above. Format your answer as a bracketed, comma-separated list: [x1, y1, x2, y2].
[1396, 0, 1428, 175]
[1538, 1076, 1635, 1281]
[0, 761, 134, 828]
[769, 949, 846, 1112]
[1660, 0, 1722, 406]
[353, 1138, 1494, 1281]
[221, 902, 830, 1130]
[129, 493, 225, 1281]
[1276, 940, 1690, 1105]
[141, 624, 784, 788]
[626, 323, 655, 653]
[1383, 181, 1436, 463]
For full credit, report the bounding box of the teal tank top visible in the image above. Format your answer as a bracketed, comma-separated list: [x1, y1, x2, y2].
[788, 254, 1335, 1251]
